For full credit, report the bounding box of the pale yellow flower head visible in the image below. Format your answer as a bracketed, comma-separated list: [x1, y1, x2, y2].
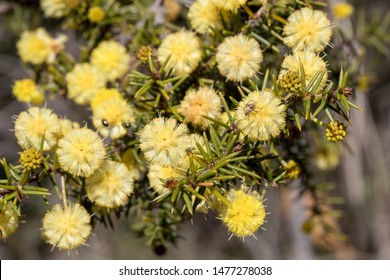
[157, 30, 202, 76]
[236, 90, 286, 141]
[279, 51, 328, 93]
[283, 7, 332, 53]
[85, 160, 134, 208]
[92, 96, 135, 139]
[57, 127, 106, 177]
[222, 189, 266, 238]
[163, 0, 182, 22]
[14, 107, 60, 151]
[42, 203, 91, 250]
[91, 40, 130, 81]
[12, 79, 44, 105]
[216, 34, 263, 82]
[40, 0, 79, 18]
[212, 0, 247, 13]
[139, 117, 191, 167]
[88, 6, 105, 23]
[179, 86, 222, 129]
[148, 164, 184, 195]
[16, 28, 66, 65]
[90, 88, 123, 110]
[0, 203, 19, 239]
[65, 63, 106, 105]
[188, 0, 224, 34]
[332, 3, 354, 20]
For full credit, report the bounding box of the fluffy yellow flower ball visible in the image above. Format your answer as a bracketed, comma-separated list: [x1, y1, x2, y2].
[0, 203, 19, 239]
[188, 0, 224, 34]
[42, 203, 91, 250]
[14, 107, 60, 151]
[332, 3, 354, 20]
[91, 40, 130, 81]
[157, 30, 202, 76]
[222, 189, 266, 238]
[216, 34, 263, 82]
[16, 28, 66, 65]
[12, 79, 44, 105]
[236, 90, 286, 141]
[212, 0, 247, 13]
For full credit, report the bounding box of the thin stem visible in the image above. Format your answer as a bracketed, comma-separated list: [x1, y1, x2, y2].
[61, 175, 68, 210]
[243, 4, 256, 19]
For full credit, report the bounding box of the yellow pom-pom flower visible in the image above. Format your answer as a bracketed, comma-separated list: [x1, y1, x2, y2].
[42, 203, 91, 250]
[147, 164, 184, 195]
[16, 28, 66, 65]
[222, 189, 266, 238]
[57, 127, 106, 177]
[216, 34, 263, 82]
[85, 160, 134, 208]
[65, 63, 106, 105]
[139, 117, 191, 167]
[284, 160, 301, 179]
[92, 96, 135, 139]
[179, 86, 222, 129]
[0, 203, 20, 239]
[212, 0, 247, 13]
[19, 148, 43, 171]
[40, 0, 79, 18]
[279, 51, 328, 93]
[90, 88, 123, 110]
[88, 6, 105, 23]
[283, 7, 332, 53]
[236, 90, 286, 141]
[14, 107, 60, 151]
[188, 0, 224, 34]
[12, 79, 45, 105]
[332, 3, 354, 20]
[91, 40, 130, 81]
[157, 30, 202, 76]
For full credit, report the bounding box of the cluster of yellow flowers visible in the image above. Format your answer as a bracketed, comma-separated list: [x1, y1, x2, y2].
[1, 0, 360, 251]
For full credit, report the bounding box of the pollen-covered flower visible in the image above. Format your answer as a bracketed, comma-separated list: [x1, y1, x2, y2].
[179, 86, 222, 129]
[88, 6, 105, 23]
[85, 160, 134, 208]
[19, 148, 43, 171]
[188, 0, 224, 34]
[139, 117, 191, 167]
[332, 3, 353, 20]
[221, 189, 266, 238]
[42, 203, 91, 250]
[279, 51, 328, 93]
[148, 164, 184, 195]
[283, 7, 332, 53]
[12, 79, 45, 105]
[14, 107, 60, 151]
[91, 40, 130, 81]
[212, 0, 247, 13]
[16, 28, 66, 65]
[216, 34, 263, 82]
[157, 30, 202, 76]
[236, 90, 286, 141]
[57, 127, 106, 177]
[0, 203, 19, 239]
[92, 96, 135, 139]
[40, 0, 79, 18]
[65, 63, 106, 105]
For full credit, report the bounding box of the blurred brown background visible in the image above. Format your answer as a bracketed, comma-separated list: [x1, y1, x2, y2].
[1, 0, 390, 259]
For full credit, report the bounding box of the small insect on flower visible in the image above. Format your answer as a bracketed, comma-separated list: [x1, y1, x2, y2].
[244, 101, 256, 116]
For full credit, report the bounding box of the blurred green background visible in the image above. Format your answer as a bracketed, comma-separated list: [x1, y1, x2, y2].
[1, 0, 390, 259]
